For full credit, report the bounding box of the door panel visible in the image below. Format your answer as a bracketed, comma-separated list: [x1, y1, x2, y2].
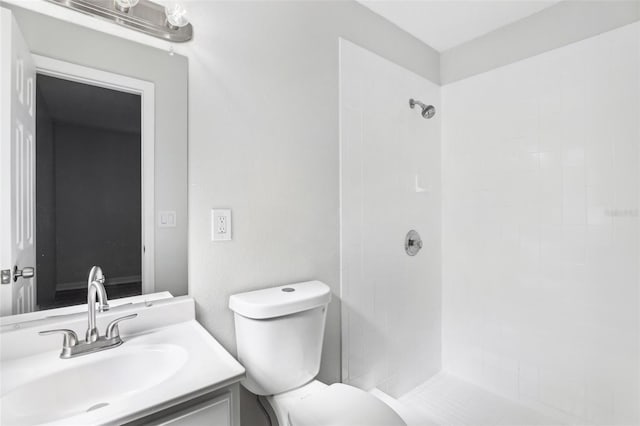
[1, 8, 36, 315]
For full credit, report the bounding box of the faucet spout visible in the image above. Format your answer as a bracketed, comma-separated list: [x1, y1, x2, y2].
[40, 265, 136, 359]
[86, 266, 110, 343]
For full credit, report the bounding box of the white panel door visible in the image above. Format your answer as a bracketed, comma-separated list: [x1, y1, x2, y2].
[0, 8, 36, 316]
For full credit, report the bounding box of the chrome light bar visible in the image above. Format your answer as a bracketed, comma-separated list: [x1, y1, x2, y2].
[45, 0, 193, 42]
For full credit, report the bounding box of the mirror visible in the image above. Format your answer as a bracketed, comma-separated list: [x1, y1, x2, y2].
[0, 5, 188, 317]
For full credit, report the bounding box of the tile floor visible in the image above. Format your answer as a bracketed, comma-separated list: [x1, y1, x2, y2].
[373, 373, 569, 426]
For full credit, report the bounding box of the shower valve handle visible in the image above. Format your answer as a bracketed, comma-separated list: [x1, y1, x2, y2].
[408, 238, 423, 249]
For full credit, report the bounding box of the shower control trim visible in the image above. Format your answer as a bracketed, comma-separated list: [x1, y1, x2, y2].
[405, 230, 423, 256]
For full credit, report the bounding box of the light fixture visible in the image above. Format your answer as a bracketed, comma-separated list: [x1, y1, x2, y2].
[45, 0, 193, 42]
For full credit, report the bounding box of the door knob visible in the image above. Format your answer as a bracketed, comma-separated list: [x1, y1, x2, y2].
[13, 266, 35, 282]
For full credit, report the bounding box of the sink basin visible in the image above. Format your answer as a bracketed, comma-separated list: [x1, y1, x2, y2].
[1, 344, 187, 425]
[1, 298, 245, 426]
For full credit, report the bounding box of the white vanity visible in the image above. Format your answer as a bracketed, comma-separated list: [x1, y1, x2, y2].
[0, 295, 245, 425]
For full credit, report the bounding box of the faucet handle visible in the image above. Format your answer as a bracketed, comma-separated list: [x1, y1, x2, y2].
[105, 313, 138, 339]
[39, 329, 78, 349]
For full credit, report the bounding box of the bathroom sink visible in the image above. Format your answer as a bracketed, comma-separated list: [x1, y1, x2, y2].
[1, 344, 188, 425]
[1, 301, 245, 426]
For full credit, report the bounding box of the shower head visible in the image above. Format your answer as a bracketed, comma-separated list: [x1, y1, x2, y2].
[409, 98, 436, 119]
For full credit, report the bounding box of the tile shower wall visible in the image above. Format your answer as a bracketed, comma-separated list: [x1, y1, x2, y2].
[340, 39, 441, 398]
[442, 23, 639, 425]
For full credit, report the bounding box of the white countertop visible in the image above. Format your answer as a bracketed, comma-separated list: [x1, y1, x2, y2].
[0, 298, 245, 425]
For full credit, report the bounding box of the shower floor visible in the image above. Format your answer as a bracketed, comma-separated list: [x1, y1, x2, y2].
[372, 373, 568, 426]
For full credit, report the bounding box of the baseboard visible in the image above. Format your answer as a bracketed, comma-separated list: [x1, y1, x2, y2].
[56, 274, 141, 291]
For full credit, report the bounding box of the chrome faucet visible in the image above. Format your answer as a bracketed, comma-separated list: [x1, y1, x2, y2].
[86, 266, 110, 343]
[39, 266, 137, 358]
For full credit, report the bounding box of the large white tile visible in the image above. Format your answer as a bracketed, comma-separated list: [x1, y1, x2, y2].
[340, 39, 441, 398]
[442, 22, 639, 426]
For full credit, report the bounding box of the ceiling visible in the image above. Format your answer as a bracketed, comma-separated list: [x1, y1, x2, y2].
[358, 0, 562, 52]
[37, 74, 141, 134]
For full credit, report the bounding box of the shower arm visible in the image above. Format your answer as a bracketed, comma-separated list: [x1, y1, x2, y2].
[409, 99, 427, 110]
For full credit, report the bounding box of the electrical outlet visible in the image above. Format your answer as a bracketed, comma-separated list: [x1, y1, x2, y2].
[211, 209, 231, 241]
[217, 215, 226, 233]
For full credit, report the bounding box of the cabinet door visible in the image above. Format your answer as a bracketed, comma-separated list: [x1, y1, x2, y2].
[155, 393, 231, 426]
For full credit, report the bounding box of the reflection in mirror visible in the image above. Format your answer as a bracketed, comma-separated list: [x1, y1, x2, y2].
[36, 75, 142, 309]
[0, 5, 189, 318]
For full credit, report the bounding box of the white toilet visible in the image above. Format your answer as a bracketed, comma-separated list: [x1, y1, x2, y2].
[229, 280, 406, 426]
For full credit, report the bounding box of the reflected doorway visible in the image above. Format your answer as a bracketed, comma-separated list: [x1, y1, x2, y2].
[36, 74, 142, 309]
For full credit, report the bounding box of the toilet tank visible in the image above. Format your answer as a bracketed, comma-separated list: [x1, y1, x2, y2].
[229, 281, 331, 395]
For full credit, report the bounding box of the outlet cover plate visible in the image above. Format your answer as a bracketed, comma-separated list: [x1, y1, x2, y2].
[211, 209, 232, 241]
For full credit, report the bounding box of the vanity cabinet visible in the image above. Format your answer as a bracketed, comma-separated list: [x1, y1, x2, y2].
[153, 393, 231, 426]
[129, 384, 240, 426]
[1, 297, 245, 426]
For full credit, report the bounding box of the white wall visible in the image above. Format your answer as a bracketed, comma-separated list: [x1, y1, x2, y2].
[441, 0, 640, 84]
[442, 22, 639, 425]
[53, 123, 141, 287]
[34, 88, 56, 306]
[339, 39, 441, 398]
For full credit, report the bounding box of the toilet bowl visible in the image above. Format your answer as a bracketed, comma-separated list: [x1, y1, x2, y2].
[229, 281, 405, 426]
[267, 380, 405, 426]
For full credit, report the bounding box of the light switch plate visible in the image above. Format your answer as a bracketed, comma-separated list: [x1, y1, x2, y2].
[158, 211, 177, 228]
[211, 209, 232, 241]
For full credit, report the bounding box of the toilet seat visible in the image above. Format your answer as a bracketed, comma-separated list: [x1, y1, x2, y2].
[288, 383, 406, 426]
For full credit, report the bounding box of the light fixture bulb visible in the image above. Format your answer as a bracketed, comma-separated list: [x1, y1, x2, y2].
[165, 2, 189, 29]
[114, 0, 139, 12]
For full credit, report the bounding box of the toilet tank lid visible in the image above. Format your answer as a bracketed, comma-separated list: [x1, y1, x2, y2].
[229, 281, 331, 319]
